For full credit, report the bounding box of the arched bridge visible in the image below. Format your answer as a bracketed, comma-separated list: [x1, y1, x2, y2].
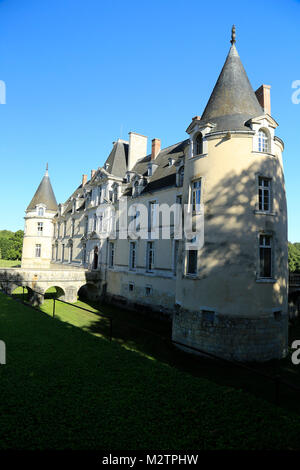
[0, 265, 102, 304]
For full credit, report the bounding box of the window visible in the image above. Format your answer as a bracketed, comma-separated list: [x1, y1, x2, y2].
[129, 242, 136, 270]
[259, 234, 272, 278]
[134, 181, 139, 197]
[258, 177, 271, 212]
[55, 244, 58, 261]
[146, 241, 154, 271]
[191, 179, 202, 212]
[129, 282, 134, 292]
[145, 285, 152, 296]
[52, 245, 55, 260]
[63, 221, 67, 237]
[99, 215, 103, 233]
[93, 214, 97, 231]
[71, 219, 75, 237]
[69, 244, 73, 263]
[109, 242, 114, 267]
[38, 207, 44, 216]
[82, 244, 87, 264]
[148, 201, 156, 233]
[178, 167, 184, 186]
[62, 244, 65, 262]
[35, 244, 41, 258]
[194, 133, 203, 155]
[57, 222, 61, 238]
[187, 250, 197, 275]
[37, 222, 43, 235]
[133, 208, 140, 233]
[84, 217, 88, 236]
[258, 129, 269, 153]
[147, 164, 152, 177]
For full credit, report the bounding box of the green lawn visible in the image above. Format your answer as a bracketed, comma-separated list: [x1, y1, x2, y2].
[1, 292, 300, 450]
[0, 259, 21, 268]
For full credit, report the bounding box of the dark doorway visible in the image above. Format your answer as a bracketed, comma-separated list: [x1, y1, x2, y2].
[93, 246, 99, 270]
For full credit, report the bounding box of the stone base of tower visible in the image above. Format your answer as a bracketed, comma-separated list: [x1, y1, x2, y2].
[172, 309, 288, 362]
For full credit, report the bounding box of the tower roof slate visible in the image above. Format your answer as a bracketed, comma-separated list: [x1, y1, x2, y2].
[27, 169, 58, 212]
[200, 43, 263, 132]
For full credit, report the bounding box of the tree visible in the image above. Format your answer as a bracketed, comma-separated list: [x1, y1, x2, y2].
[288, 242, 300, 272]
[0, 230, 24, 260]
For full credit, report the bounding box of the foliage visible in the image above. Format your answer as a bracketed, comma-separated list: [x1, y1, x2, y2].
[0, 230, 23, 260]
[289, 242, 300, 272]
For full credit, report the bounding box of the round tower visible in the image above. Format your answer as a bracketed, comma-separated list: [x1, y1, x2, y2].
[173, 27, 288, 361]
[21, 165, 58, 269]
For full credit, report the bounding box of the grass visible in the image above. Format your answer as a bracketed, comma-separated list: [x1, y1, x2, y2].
[2, 291, 300, 449]
[0, 259, 21, 268]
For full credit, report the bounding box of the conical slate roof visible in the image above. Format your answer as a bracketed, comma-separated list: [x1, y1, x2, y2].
[200, 43, 263, 132]
[27, 168, 58, 212]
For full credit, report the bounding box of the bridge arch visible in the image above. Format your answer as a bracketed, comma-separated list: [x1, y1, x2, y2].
[78, 283, 100, 302]
[44, 285, 65, 300]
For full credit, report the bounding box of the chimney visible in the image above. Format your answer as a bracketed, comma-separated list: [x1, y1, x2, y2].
[91, 169, 96, 179]
[255, 85, 271, 115]
[151, 138, 161, 160]
[82, 174, 87, 187]
[128, 132, 148, 171]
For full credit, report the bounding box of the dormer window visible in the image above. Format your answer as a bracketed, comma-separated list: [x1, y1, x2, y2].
[194, 133, 203, 156]
[38, 207, 44, 216]
[258, 129, 269, 153]
[168, 158, 175, 166]
[147, 165, 152, 177]
[133, 181, 139, 197]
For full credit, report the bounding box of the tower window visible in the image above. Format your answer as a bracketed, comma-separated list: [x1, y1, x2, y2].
[38, 207, 44, 216]
[37, 222, 43, 234]
[258, 129, 269, 153]
[259, 234, 272, 278]
[191, 179, 202, 212]
[187, 249, 197, 275]
[194, 133, 203, 156]
[35, 244, 41, 258]
[258, 177, 271, 212]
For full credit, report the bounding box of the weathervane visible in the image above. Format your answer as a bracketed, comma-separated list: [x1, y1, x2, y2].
[231, 25, 236, 45]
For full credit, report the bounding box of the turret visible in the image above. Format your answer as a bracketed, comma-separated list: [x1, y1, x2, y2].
[21, 165, 58, 268]
[173, 26, 288, 361]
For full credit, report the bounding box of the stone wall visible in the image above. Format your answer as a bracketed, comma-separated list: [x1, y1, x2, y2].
[172, 308, 288, 362]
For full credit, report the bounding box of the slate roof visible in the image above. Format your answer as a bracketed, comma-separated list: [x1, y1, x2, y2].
[105, 139, 128, 177]
[123, 140, 187, 196]
[27, 171, 58, 211]
[200, 44, 263, 132]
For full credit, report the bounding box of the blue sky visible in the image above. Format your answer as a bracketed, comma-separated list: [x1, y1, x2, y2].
[0, 0, 299, 241]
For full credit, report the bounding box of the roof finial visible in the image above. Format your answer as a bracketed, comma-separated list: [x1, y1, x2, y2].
[231, 24, 236, 45]
[45, 163, 48, 176]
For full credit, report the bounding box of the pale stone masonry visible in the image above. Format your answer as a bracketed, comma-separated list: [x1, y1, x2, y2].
[20, 28, 289, 361]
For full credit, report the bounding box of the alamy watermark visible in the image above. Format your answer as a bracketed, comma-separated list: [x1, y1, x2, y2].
[0, 80, 6, 104]
[95, 198, 205, 250]
[291, 80, 300, 104]
[0, 340, 6, 365]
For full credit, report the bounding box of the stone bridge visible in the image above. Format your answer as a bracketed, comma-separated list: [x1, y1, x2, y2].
[0, 264, 102, 304]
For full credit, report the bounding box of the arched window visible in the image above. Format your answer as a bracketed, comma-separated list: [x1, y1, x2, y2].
[38, 207, 44, 216]
[178, 167, 184, 186]
[194, 133, 203, 156]
[258, 129, 269, 153]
